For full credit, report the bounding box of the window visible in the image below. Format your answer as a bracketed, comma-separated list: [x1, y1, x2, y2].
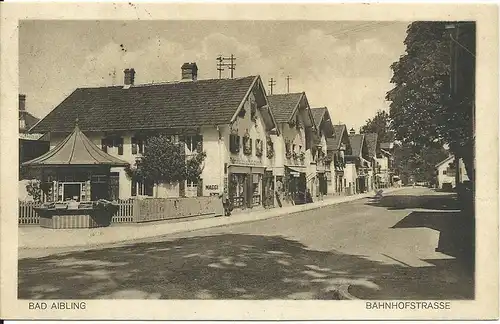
[187, 178, 198, 188]
[101, 137, 124, 155]
[443, 170, 447, 175]
[184, 135, 203, 154]
[132, 179, 154, 197]
[131, 137, 145, 155]
[229, 134, 241, 153]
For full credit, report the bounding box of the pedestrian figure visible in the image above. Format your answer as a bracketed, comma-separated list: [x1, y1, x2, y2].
[275, 179, 283, 208]
[219, 188, 232, 217]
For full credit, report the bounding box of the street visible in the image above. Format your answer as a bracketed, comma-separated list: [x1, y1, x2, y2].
[18, 187, 474, 300]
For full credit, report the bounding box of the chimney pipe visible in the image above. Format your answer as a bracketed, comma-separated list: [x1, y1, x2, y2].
[181, 62, 198, 81]
[124, 68, 136, 85]
[19, 94, 26, 111]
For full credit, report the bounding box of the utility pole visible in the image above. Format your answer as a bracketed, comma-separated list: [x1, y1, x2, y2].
[228, 54, 236, 79]
[268, 78, 276, 95]
[216, 55, 224, 79]
[286, 75, 292, 93]
[216, 54, 237, 79]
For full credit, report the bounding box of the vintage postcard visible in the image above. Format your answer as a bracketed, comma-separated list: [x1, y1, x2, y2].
[0, 1, 498, 321]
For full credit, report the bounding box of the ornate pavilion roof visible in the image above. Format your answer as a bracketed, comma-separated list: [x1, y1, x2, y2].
[22, 123, 129, 167]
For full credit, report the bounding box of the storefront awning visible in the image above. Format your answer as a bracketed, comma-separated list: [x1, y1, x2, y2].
[285, 166, 306, 174]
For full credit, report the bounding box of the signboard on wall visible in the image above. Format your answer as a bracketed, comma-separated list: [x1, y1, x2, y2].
[205, 184, 219, 191]
[229, 156, 262, 167]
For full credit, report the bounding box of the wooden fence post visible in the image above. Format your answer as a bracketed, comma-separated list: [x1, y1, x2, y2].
[133, 199, 141, 223]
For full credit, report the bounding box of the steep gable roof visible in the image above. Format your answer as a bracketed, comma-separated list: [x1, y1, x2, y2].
[348, 134, 365, 158]
[311, 107, 326, 127]
[31, 75, 264, 133]
[364, 133, 378, 159]
[435, 155, 455, 168]
[267, 92, 304, 123]
[327, 124, 348, 151]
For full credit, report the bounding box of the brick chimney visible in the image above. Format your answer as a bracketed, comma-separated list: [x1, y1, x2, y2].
[124, 68, 136, 85]
[19, 94, 26, 111]
[349, 128, 355, 135]
[181, 62, 198, 81]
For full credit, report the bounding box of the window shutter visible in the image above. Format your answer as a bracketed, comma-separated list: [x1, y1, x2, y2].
[131, 138, 138, 155]
[117, 138, 124, 155]
[196, 135, 203, 153]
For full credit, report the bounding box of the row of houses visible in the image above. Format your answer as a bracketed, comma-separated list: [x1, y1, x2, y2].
[21, 63, 395, 211]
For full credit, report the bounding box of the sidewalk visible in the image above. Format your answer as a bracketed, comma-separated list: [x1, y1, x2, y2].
[19, 187, 403, 249]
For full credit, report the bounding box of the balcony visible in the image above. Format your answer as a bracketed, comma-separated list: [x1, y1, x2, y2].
[285, 155, 305, 167]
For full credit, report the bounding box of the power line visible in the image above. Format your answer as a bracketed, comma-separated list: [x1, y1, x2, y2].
[328, 22, 396, 39]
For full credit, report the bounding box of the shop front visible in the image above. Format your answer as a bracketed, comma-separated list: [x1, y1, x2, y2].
[284, 166, 306, 205]
[227, 163, 265, 210]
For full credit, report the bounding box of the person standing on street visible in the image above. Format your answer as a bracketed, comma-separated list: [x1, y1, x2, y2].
[220, 188, 232, 217]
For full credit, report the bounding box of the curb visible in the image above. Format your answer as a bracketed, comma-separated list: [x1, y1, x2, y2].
[19, 188, 404, 250]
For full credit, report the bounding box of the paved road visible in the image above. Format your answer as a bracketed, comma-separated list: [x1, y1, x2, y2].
[18, 187, 474, 300]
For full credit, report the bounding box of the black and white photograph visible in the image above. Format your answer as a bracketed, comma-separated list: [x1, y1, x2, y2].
[0, 2, 498, 321]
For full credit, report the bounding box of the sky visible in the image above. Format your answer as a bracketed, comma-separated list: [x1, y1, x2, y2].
[19, 20, 409, 130]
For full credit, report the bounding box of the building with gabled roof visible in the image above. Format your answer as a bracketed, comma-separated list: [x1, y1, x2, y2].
[435, 155, 469, 189]
[267, 92, 318, 205]
[29, 64, 280, 209]
[345, 129, 371, 194]
[325, 124, 352, 194]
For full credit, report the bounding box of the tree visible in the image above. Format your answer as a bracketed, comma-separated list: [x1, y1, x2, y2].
[125, 134, 206, 197]
[393, 143, 449, 184]
[359, 110, 394, 142]
[386, 21, 475, 182]
[26, 180, 42, 202]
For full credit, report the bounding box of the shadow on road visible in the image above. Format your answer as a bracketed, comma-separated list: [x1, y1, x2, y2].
[365, 190, 475, 293]
[19, 233, 474, 300]
[366, 191, 460, 211]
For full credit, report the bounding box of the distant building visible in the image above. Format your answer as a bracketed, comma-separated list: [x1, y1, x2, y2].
[19, 94, 50, 168]
[346, 129, 371, 194]
[326, 124, 351, 194]
[435, 155, 469, 189]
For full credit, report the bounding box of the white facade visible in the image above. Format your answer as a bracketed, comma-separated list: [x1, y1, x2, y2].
[436, 156, 469, 189]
